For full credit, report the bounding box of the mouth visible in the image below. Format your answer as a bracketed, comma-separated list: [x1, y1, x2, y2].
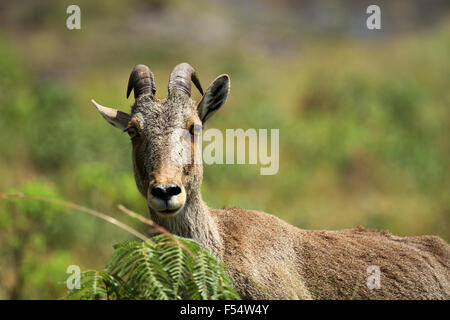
[159, 207, 181, 214]
[150, 204, 184, 217]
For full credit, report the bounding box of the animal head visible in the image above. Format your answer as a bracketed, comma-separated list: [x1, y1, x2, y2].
[92, 63, 230, 217]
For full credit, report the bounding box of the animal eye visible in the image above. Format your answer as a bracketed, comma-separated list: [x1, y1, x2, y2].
[127, 127, 139, 139]
[189, 123, 202, 136]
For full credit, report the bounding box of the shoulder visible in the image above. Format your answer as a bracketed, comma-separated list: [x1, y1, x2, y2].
[211, 206, 293, 229]
[209, 206, 300, 248]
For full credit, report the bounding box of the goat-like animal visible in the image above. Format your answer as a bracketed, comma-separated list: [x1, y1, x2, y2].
[92, 63, 449, 299]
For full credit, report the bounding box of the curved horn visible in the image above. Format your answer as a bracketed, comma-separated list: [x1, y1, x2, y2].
[168, 63, 204, 97]
[127, 64, 156, 99]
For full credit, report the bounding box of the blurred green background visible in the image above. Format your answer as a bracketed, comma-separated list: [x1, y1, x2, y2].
[0, 0, 449, 299]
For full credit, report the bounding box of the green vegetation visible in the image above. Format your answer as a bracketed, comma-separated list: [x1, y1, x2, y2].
[66, 235, 239, 300]
[1, 193, 239, 300]
[0, 1, 449, 299]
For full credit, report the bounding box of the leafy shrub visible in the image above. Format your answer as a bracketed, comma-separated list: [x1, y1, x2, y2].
[0, 181, 71, 299]
[66, 235, 240, 300]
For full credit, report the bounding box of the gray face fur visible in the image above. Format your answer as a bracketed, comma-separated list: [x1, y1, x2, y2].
[129, 94, 199, 215]
[92, 63, 230, 219]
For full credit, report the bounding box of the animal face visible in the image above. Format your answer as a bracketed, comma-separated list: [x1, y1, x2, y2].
[92, 63, 230, 217]
[127, 94, 200, 216]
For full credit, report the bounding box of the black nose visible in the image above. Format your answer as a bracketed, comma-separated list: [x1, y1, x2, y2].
[151, 184, 182, 201]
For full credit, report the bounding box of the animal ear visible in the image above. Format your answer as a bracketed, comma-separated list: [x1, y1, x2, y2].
[197, 75, 230, 124]
[91, 99, 131, 131]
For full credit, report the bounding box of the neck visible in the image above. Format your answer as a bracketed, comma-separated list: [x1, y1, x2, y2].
[148, 188, 223, 257]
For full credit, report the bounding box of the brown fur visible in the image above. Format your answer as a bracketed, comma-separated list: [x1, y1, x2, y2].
[212, 208, 449, 299]
[94, 63, 450, 300]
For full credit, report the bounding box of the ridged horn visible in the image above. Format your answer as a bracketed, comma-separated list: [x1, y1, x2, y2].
[127, 64, 156, 99]
[168, 63, 204, 97]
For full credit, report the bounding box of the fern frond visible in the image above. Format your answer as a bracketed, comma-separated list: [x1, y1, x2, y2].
[64, 270, 117, 300]
[67, 234, 240, 300]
